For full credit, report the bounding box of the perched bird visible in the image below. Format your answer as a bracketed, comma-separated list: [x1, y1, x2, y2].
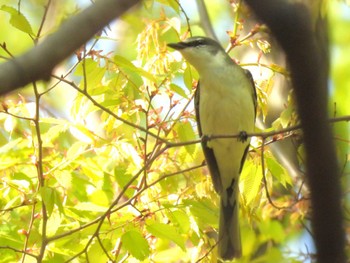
[168, 37, 256, 260]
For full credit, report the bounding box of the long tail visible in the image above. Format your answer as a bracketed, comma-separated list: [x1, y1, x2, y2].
[218, 195, 241, 260]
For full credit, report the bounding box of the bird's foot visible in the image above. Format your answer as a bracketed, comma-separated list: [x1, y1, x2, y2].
[238, 131, 248, 142]
[201, 134, 212, 143]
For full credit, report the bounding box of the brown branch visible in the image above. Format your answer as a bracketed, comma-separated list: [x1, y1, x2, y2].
[0, 246, 38, 259]
[35, 0, 52, 41]
[244, 1, 346, 262]
[260, 137, 287, 210]
[174, 0, 192, 36]
[32, 82, 48, 263]
[0, 0, 140, 95]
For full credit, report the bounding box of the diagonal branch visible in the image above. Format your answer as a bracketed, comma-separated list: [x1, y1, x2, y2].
[0, 0, 140, 95]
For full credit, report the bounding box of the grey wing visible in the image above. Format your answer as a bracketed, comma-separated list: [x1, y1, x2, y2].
[195, 81, 222, 194]
[244, 69, 257, 117]
[238, 69, 257, 174]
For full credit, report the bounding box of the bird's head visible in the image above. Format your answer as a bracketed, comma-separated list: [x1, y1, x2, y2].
[168, 36, 231, 74]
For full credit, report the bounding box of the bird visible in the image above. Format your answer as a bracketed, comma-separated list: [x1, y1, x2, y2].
[168, 36, 256, 260]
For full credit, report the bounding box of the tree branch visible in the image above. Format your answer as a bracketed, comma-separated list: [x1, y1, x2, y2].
[195, 0, 218, 41]
[0, 0, 140, 95]
[244, 1, 345, 262]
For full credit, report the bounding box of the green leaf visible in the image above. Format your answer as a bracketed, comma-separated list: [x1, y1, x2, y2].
[121, 230, 150, 260]
[102, 172, 114, 201]
[114, 166, 136, 198]
[77, 58, 106, 83]
[74, 202, 107, 212]
[143, 0, 154, 10]
[53, 189, 65, 214]
[69, 124, 95, 144]
[114, 55, 156, 82]
[46, 210, 62, 236]
[240, 161, 262, 206]
[87, 239, 109, 263]
[175, 121, 196, 155]
[167, 210, 190, 233]
[41, 123, 68, 147]
[170, 83, 188, 99]
[183, 66, 194, 91]
[66, 141, 88, 160]
[168, 0, 180, 13]
[266, 157, 292, 188]
[146, 220, 185, 250]
[40, 186, 55, 216]
[279, 107, 293, 128]
[259, 220, 285, 243]
[1, 5, 34, 35]
[158, 0, 180, 13]
[183, 198, 218, 226]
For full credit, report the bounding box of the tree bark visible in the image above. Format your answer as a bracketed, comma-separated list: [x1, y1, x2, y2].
[244, 1, 345, 262]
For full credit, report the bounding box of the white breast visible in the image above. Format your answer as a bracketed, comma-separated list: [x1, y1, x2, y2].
[198, 64, 255, 191]
[199, 66, 255, 136]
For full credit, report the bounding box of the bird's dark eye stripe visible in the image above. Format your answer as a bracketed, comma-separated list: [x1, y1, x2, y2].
[186, 40, 205, 47]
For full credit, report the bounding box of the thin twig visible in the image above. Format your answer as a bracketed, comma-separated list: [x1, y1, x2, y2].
[174, 0, 192, 36]
[260, 137, 286, 209]
[51, 75, 169, 144]
[0, 246, 38, 259]
[36, 0, 52, 42]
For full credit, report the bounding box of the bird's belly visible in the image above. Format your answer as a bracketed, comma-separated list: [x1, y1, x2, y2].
[199, 82, 255, 190]
[199, 86, 254, 136]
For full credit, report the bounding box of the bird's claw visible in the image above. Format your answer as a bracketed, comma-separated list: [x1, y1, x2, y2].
[201, 134, 212, 143]
[238, 131, 248, 142]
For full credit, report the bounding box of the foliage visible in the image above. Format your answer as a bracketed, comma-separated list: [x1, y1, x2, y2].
[0, 0, 349, 262]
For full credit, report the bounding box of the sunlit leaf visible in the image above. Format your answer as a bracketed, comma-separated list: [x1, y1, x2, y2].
[87, 239, 109, 263]
[259, 220, 285, 243]
[40, 186, 55, 217]
[53, 188, 65, 214]
[257, 39, 271, 54]
[146, 220, 185, 250]
[266, 156, 292, 188]
[76, 60, 107, 93]
[122, 230, 150, 260]
[66, 141, 88, 160]
[46, 210, 62, 236]
[143, 0, 154, 10]
[1, 5, 34, 35]
[41, 123, 68, 147]
[74, 202, 107, 212]
[183, 66, 194, 92]
[240, 161, 262, 206]
[183, 198, 218, 226]
[167, 210, 191, 233]
[174, 121, 196, 155]
[170, 83, 188, 98]
[114, 55, 156, 82]
[269, 63, 289, 75]
[69, 124, 95, 144]
[167, 0, 180, 14]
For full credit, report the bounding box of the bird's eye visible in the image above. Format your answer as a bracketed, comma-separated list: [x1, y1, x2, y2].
[185, 39, 206, 48]
[194, 40, 204, 47]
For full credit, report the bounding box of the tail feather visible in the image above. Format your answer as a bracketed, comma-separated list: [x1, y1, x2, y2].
[218, 196, 241, 260]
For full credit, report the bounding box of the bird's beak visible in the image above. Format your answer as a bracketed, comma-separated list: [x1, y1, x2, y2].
[167, 41, 187, 50]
